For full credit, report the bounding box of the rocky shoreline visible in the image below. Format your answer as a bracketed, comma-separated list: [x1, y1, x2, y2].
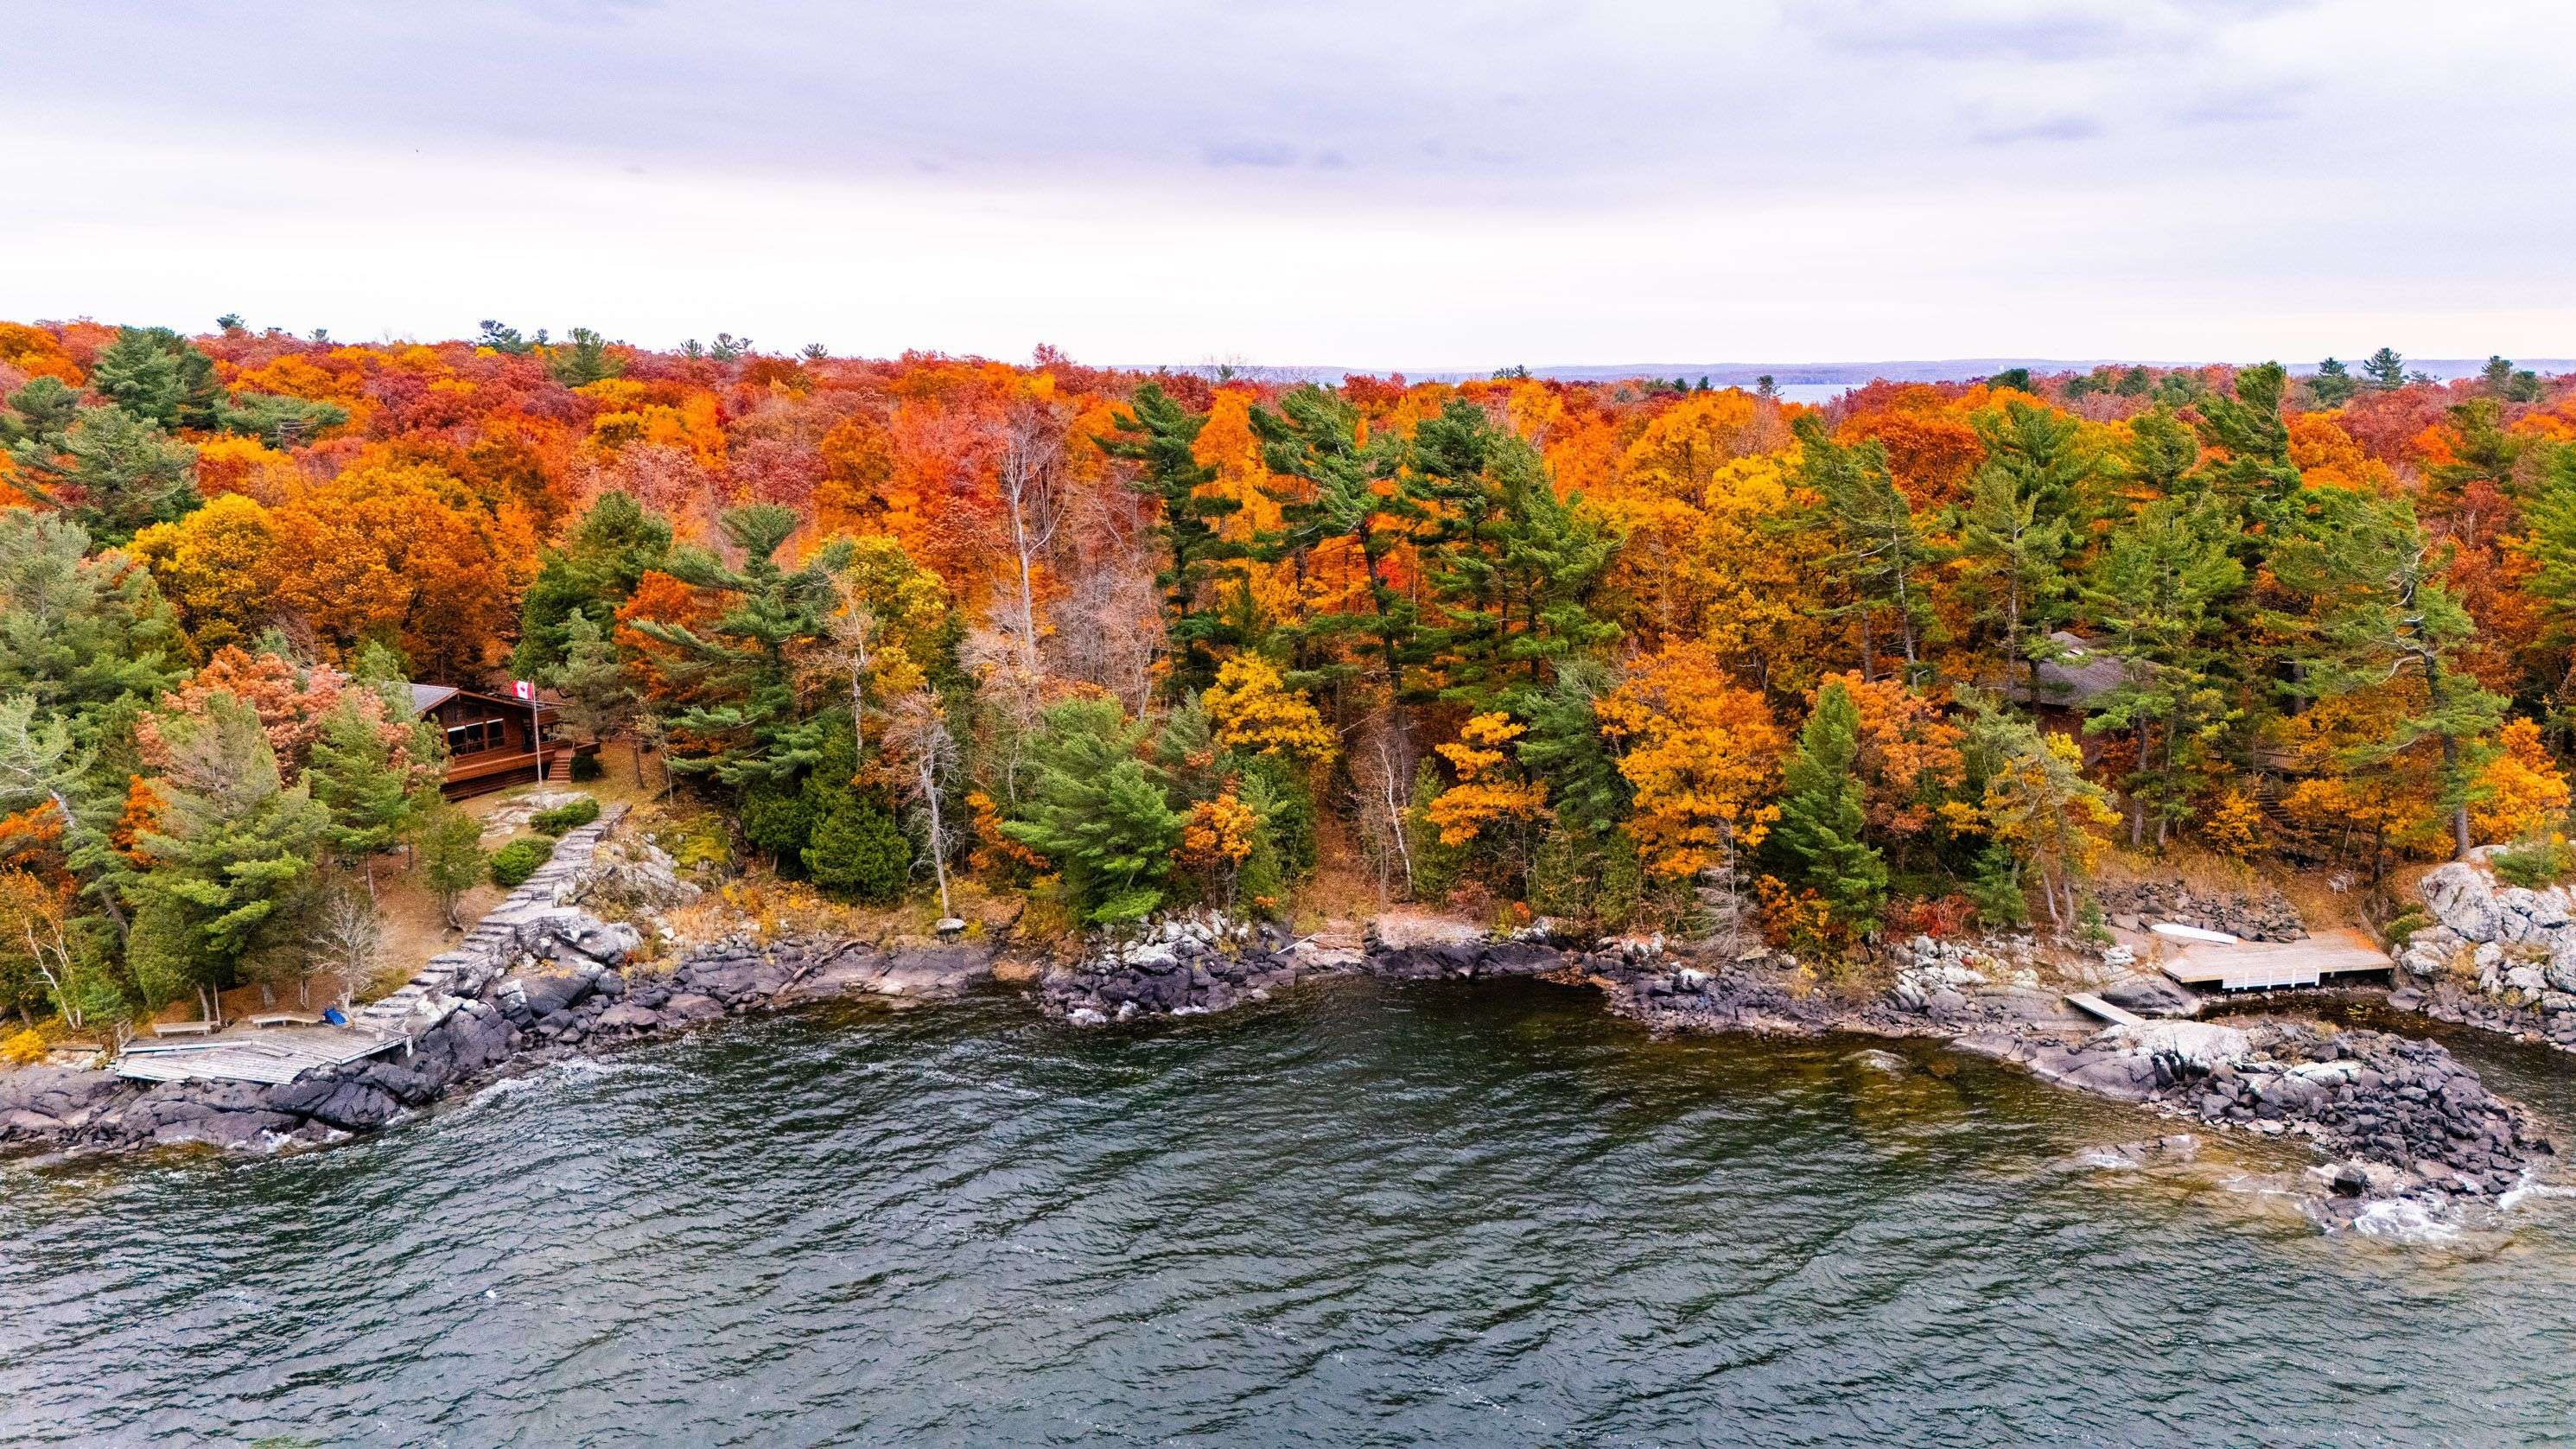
[0, 822, 2562, 1230]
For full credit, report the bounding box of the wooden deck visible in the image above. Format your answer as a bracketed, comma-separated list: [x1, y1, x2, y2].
[442, 743, 579, 798]
[114, 1027, 402, 1086]
[2152, 927, 2395, 991]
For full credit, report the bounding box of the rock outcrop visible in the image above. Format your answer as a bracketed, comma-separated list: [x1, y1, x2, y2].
[0, 934, 1001, 1157]
[2091, 877, 2308, 942]
[1958, 1015, 2550, 1221]
[2399, 857, 2576, 1048]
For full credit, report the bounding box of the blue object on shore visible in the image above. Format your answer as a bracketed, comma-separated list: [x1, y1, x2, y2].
[323, 1006, 348, 1026]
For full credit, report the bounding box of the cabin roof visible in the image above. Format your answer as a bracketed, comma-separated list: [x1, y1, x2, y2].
[404, 682, 552, 716]
[2006, 630, 2134, 711]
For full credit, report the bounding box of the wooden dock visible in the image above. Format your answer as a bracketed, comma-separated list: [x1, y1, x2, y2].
[2151, 927, 2395, 992]
[113, 1027, 402, 1086]
[2064, 992, 2148, 1028]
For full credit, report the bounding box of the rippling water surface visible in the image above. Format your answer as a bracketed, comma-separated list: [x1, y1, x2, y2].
[9, 979, 2576, 1446]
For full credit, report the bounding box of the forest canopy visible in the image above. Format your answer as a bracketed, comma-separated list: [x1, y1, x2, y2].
[3, 315, 2573, 1032]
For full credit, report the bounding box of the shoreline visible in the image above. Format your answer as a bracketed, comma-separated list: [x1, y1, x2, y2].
[0, 827, 2560, 1231]
[2, 919, 2554, 1232]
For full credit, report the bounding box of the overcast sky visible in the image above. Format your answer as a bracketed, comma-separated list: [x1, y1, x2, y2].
[9, 0, 2573, 370]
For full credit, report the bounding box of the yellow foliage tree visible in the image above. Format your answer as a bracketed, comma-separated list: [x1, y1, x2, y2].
[1595, 643, 1786, 878]
[1202, 655, 1334, 763]
[2471, 717, 2571, 843]
[128, 493, 277, 654]
[1427, 712, 1549, 848]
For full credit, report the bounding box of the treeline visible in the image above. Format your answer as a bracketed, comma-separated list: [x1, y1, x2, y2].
[3, 315, 2573, 1031]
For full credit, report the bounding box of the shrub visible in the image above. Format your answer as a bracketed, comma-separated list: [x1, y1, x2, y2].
[654, 811, 734, 876]
[2379, 907, 2433, 949]
[531, 796, 601, 836]
[804, 794, 911, 903]
[489, 836, 555, 888]
[741, 780, 816, 874]
[569, 752, 604, 782]
[1, 1029, 47, 1066]
[2492, 837, 2576, 889]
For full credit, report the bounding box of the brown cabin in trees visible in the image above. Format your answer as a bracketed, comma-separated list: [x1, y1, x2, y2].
[408, 683, 576, 798]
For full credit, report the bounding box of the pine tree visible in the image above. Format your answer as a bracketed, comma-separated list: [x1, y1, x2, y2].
[2081, 498, 2245, 847]
[87, 327, 224, 432]
[4, 405, 200, 544]
[1766, 680, 1889, 933]
[2362, 346, 2407, 391]
[1409, 399, 1620, 711]
[0, 512, 188, 754]
[1253, 385, 1427, 709]
[544, 609, 638, 766]
[512, 490, 672, 676]
[2270, 490, 2504, 859]
[1794, 416, 1937, 681]
[306, 698, 423, 893]
[1958, 401, 2092, 693]
[2310, 358, 2358, 407]
[1096, 383, 1246, 698]
[628, 503, 852, 787]
[1000, 698, 1185, 924]
[124, 694, 329, 1014]
[2193, 363, 2300, 512]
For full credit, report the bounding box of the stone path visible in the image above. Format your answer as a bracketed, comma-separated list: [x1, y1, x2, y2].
[350, 805, 631, 1039]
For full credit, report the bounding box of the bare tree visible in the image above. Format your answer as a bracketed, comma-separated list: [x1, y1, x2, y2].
[887, 694, 962, 919]
[1350, 711, 1416, 904]
[995, 397, 1070, 676]
[306, 880, 384, 1010]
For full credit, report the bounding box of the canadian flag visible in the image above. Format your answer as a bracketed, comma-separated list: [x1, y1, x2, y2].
[510, 680, 536, 701]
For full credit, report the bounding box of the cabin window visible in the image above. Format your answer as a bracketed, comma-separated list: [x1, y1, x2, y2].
[446, 717, 506, 754]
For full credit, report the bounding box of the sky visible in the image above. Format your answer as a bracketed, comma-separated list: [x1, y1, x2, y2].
[9, 0, 2576, 371]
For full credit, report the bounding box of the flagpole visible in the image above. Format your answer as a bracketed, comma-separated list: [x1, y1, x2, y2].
[528, 681, 546, 785]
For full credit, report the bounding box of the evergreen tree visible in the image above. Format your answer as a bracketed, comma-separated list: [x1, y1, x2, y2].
[2428, 398, 2524, 500]
[805, 792, 911, 902]
[544, 610, 638, 755]
[1410, 400, 1621, 710]
[0, 512, 187, 755]
[511, 490, 672, 676]
[628, 503, 851, 787]
[2310, 357, 2358, 407]
[547, 327, 626, 387]
[1253, 384, 1427, 709]
[1097, 383, 1245, 698]
[307, 698, 423, 891]
[124, 694, 329, 1012]
[1766, 680, 1889, 932]
[4, 405, 200, 543]
[1958, 401, 2094, 692]
[215, 391, 347, 448]
[2081, 498, 2245, 846]
[2271, 491, 2504, 859]
[2193, 363, 2300, 512]
[0, 377, 80, 454]
[1000, 698, 1185, 924]
[87, 327, 224, 431]
[1512, 658, 1627, 842]
[2117, 404, 2201, 499]
[2362, 346, 2407, 391]
[1794, 415, 1937, 681]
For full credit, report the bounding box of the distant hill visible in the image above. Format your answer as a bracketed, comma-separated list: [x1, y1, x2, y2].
[1167, 358, 2576, 386]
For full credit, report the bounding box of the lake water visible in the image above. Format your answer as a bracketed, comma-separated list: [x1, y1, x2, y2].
[8, 979, 2576, 1446]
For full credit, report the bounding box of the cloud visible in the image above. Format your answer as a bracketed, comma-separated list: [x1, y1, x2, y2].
[1201, 141, 1301, 169]
[1968, 113, 2107, 145]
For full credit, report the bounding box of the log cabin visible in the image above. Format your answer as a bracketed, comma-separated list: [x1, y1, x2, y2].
[407, 683, 577, 798]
